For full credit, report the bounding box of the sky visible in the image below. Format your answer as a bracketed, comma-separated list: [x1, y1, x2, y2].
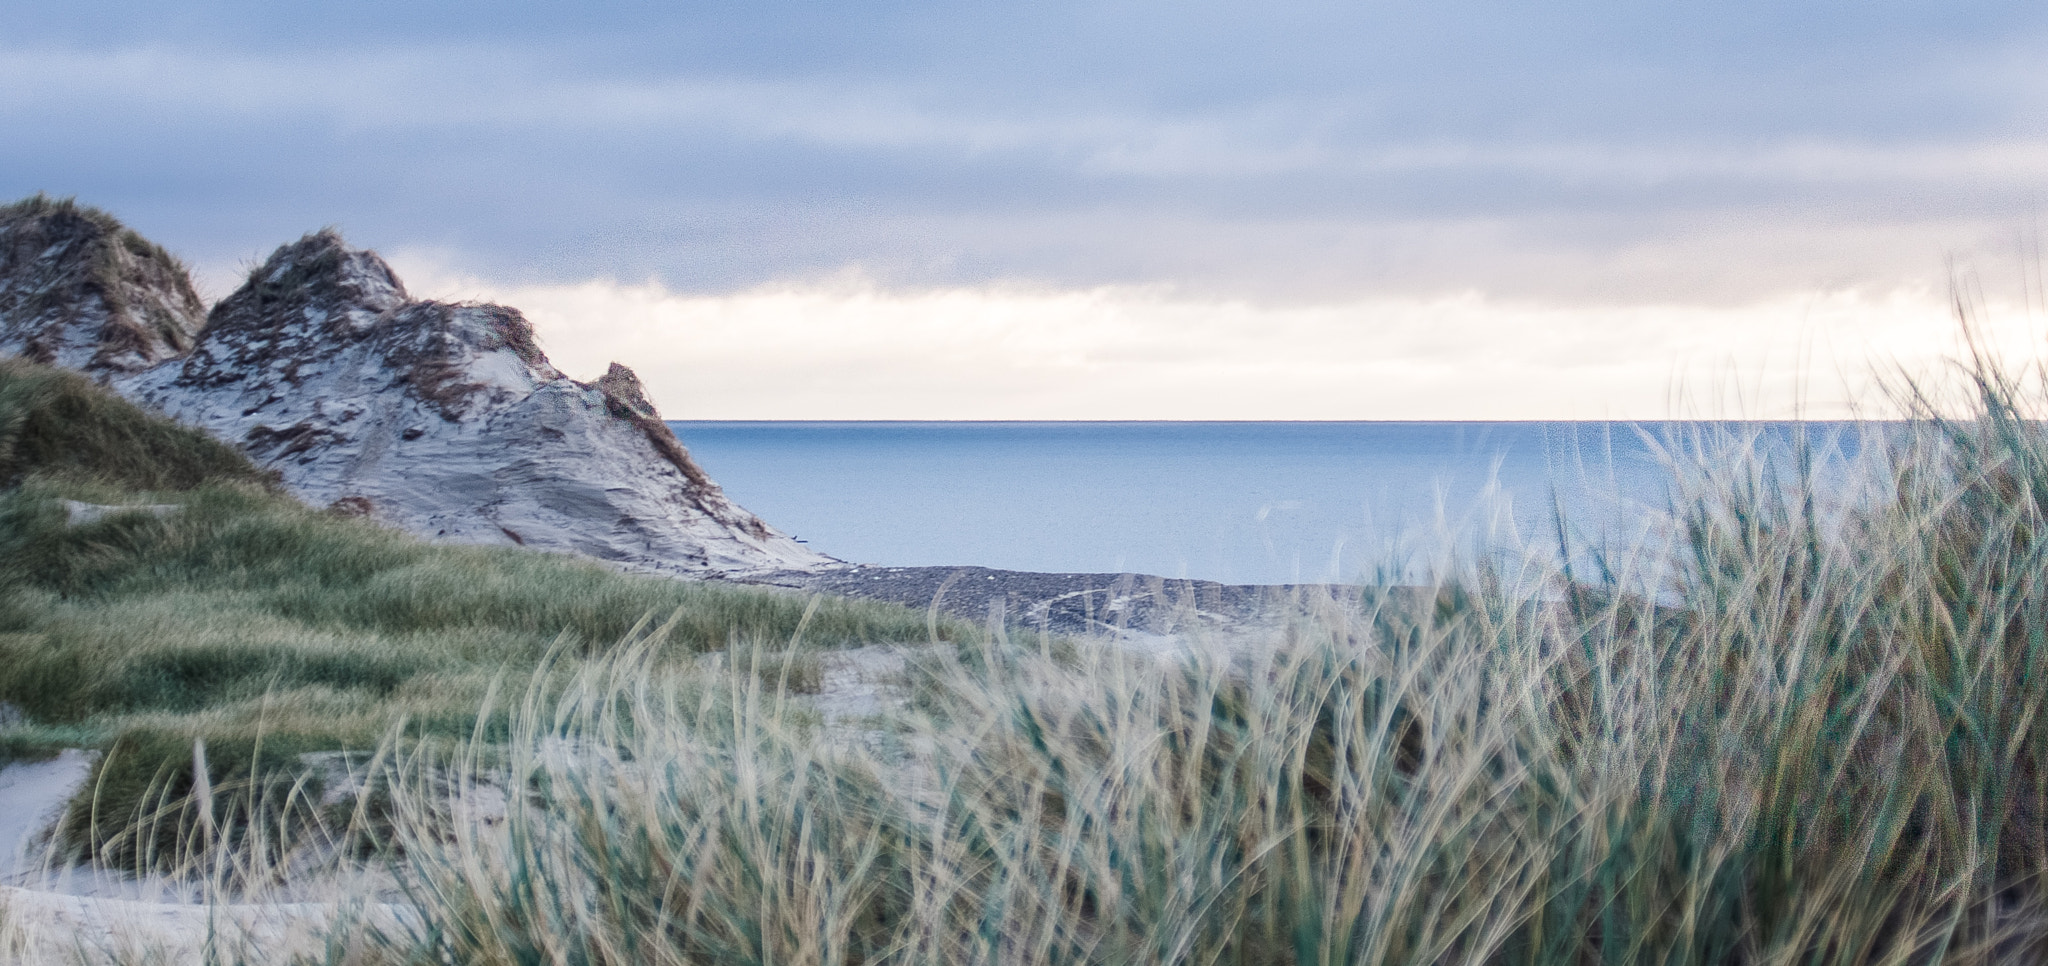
[4, 1, 2047, 419]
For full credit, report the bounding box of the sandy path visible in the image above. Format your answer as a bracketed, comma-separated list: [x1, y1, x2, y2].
[0, 751, 94, 885]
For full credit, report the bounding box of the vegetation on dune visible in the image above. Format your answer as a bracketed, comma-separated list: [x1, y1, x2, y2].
[0, 359, 269, 490]
[17, 328, 2048, 963]
[0, 356, 960, 864]
[0, 195, 208, 362]
[322, 345, 2048, 965]
[0, 194, 190, 282]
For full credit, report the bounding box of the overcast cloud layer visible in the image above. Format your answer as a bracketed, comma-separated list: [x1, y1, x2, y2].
[5, 1, 2046, 417]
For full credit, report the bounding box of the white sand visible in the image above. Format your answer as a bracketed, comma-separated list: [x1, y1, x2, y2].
[0, 750, 94, 884]
[1, 885, 412, 965]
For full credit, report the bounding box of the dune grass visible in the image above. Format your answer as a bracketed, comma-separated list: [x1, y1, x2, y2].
[19, 342, 2048, 963]
[262, 348, 2048, 966]
[0, 356, 962, 868]
[0, 485, 953, 863]
[0, 358, 269, 490]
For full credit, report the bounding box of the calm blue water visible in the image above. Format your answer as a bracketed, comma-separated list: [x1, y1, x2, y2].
[670, 421, 1854, 586]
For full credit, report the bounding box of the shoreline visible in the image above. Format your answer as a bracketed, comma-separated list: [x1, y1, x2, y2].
[738, 563, 1373, 636]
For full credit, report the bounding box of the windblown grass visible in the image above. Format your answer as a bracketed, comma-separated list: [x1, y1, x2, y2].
[318, 349, 2048, 965]
[19, 339, 2048, 963]
[0, 357, 961, 869]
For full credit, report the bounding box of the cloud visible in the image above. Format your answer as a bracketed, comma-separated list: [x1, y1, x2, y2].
[7, 4, 2047, 424]
[9, 44, 2047, 186]
[5, 35, 2044, 305]
[390, 254, 2033, 420]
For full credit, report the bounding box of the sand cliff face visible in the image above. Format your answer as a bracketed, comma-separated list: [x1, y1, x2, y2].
[0, 198, 833, 577]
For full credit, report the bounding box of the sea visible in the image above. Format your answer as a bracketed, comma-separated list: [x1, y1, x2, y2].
[670, 421, 1868, 587]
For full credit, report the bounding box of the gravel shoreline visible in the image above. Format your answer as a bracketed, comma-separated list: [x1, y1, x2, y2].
[740, 564, 1368, 636]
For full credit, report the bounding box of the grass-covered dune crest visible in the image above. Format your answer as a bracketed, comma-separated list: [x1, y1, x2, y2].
[0, 195, 207, 377]
[0, 358, 271, 492]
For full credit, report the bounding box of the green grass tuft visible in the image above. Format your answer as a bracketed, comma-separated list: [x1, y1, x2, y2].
[57, 727, 319, 872]
[0, 358, 270, 490]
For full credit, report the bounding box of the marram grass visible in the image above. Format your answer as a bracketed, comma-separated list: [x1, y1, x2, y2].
[281, 356, 2048, 965]
[17, 354, 2048, 964]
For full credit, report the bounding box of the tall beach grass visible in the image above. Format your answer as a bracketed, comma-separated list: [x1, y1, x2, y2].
[327, 348, 2048, 966]
[14, 341, 2048, 963]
